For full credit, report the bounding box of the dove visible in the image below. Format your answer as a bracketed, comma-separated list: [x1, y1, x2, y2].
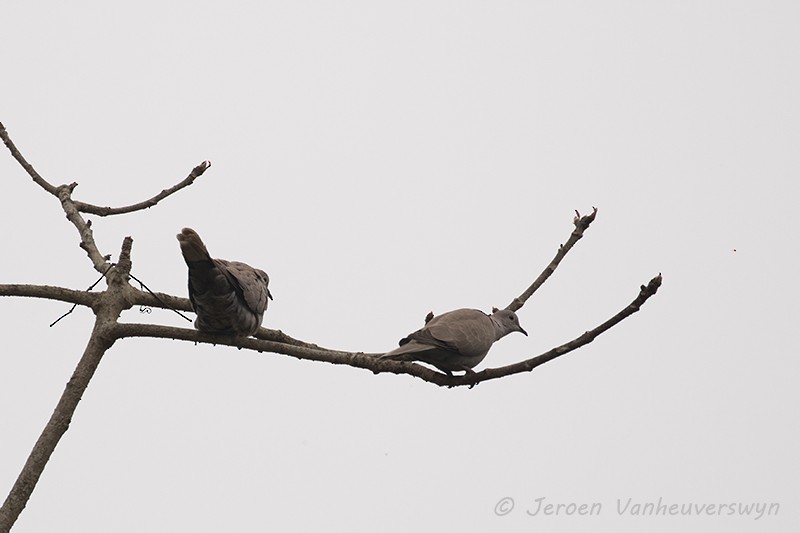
[177, 227, 272, 336]
[381, 308, 527, 375]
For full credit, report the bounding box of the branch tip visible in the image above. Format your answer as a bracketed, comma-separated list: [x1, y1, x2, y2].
[505, 206, 598, 311]
[188, 160, 212, 179]
[573, 206, 598, 228]
[72, 161, 214, 217]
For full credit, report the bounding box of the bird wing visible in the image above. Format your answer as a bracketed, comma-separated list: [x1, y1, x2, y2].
[402, 309, 493, 358]
[215, 259, 271, 316]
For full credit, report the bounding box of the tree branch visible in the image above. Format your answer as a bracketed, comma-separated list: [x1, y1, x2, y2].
[1, 121, 210, 216]
[1, 121, 112, 273]
[56, 184, 113, 274]
[126, 286, 333, 351]
[129, 288, 192, 312]
[0, 121, 58, 196]
[72, 161, 211, 216]
[0, 239, 138, 532]
[123, 286, 357, 351]
[0, 319, 117, 532]
[506, 207, 598, 312]
[252, 327, 352, 351]
[468, 273, 663, 386]
[112, 322, 493, 386]
[112, 322, 374, 358]
[2, 120, 664, 531]
[112, 273, 662, 388]
[0, 284, 100, 307]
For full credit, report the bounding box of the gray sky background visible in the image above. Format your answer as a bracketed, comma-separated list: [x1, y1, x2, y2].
[2, 1, 798, 531]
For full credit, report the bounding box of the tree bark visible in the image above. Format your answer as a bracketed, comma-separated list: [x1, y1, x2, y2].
[0, 323, 115, 532]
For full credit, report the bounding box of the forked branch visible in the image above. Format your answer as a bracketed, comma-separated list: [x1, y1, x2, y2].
[111, 274, 662, 387]
[1, 120, 210, 216]
[0, 238, 134, 533]
[1, 120, 209, 275]
[0, 120, 663, 533]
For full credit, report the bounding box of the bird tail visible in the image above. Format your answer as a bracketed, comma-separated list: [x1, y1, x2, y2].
[380, 352, 413, 362]
[177, 228, 212, 263]
[381, 341, 428, 361]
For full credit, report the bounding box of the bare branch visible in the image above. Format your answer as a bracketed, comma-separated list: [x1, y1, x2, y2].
[0, 320, 117, 532]
[112, 273, 662, 388]
[113, 322, 379, 358]
[72, 161, 212, 216]
[0, 121, 58, 196]
[0, 284, 100, 307]
[1, 121, 210, 214]
[112, 322, 479, 385]
[1, 121, 112, 273]
[1, 119, 663, 531]
[506, 207, 598, 312]
[115, 323, 469, 388]
[469, 274, 663, 386]
[112, 322, 370, 357]
[1, 266, 113, 326]
[124, 285, 355, 351]
[55, 184, 113, 274]
[128, 274, 192, 322]
[252, 327, 354, 351]
[2, 122, 208, 277]
[129, 288, 192, 312]
[7, 273, 656, 389]
[0, 239, 137, 531]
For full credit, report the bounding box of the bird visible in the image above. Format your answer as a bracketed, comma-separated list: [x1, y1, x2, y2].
[381, 308, 527, 375]
[176, 227, 272, 336]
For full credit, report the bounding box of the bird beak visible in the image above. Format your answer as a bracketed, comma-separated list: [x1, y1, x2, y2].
[519, 326, 528, 336]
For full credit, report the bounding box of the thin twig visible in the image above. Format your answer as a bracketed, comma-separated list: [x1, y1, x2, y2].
[0, 121, 58, 195]
[1, 121, 210, 213]
[49, 305, 80, 327]
[72, 161, 212, 216]
[506, 207, 598, 312]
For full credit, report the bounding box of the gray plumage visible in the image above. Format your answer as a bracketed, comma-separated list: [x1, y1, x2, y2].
[177, 227, 272, 336]
[381, 308, 527, 375]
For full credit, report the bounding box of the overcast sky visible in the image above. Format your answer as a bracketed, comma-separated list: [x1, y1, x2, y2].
[2, 1, 798, 531]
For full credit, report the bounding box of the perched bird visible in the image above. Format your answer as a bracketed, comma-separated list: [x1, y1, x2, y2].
[381, 308, 527, 375]
[177, 227, 272, 336]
